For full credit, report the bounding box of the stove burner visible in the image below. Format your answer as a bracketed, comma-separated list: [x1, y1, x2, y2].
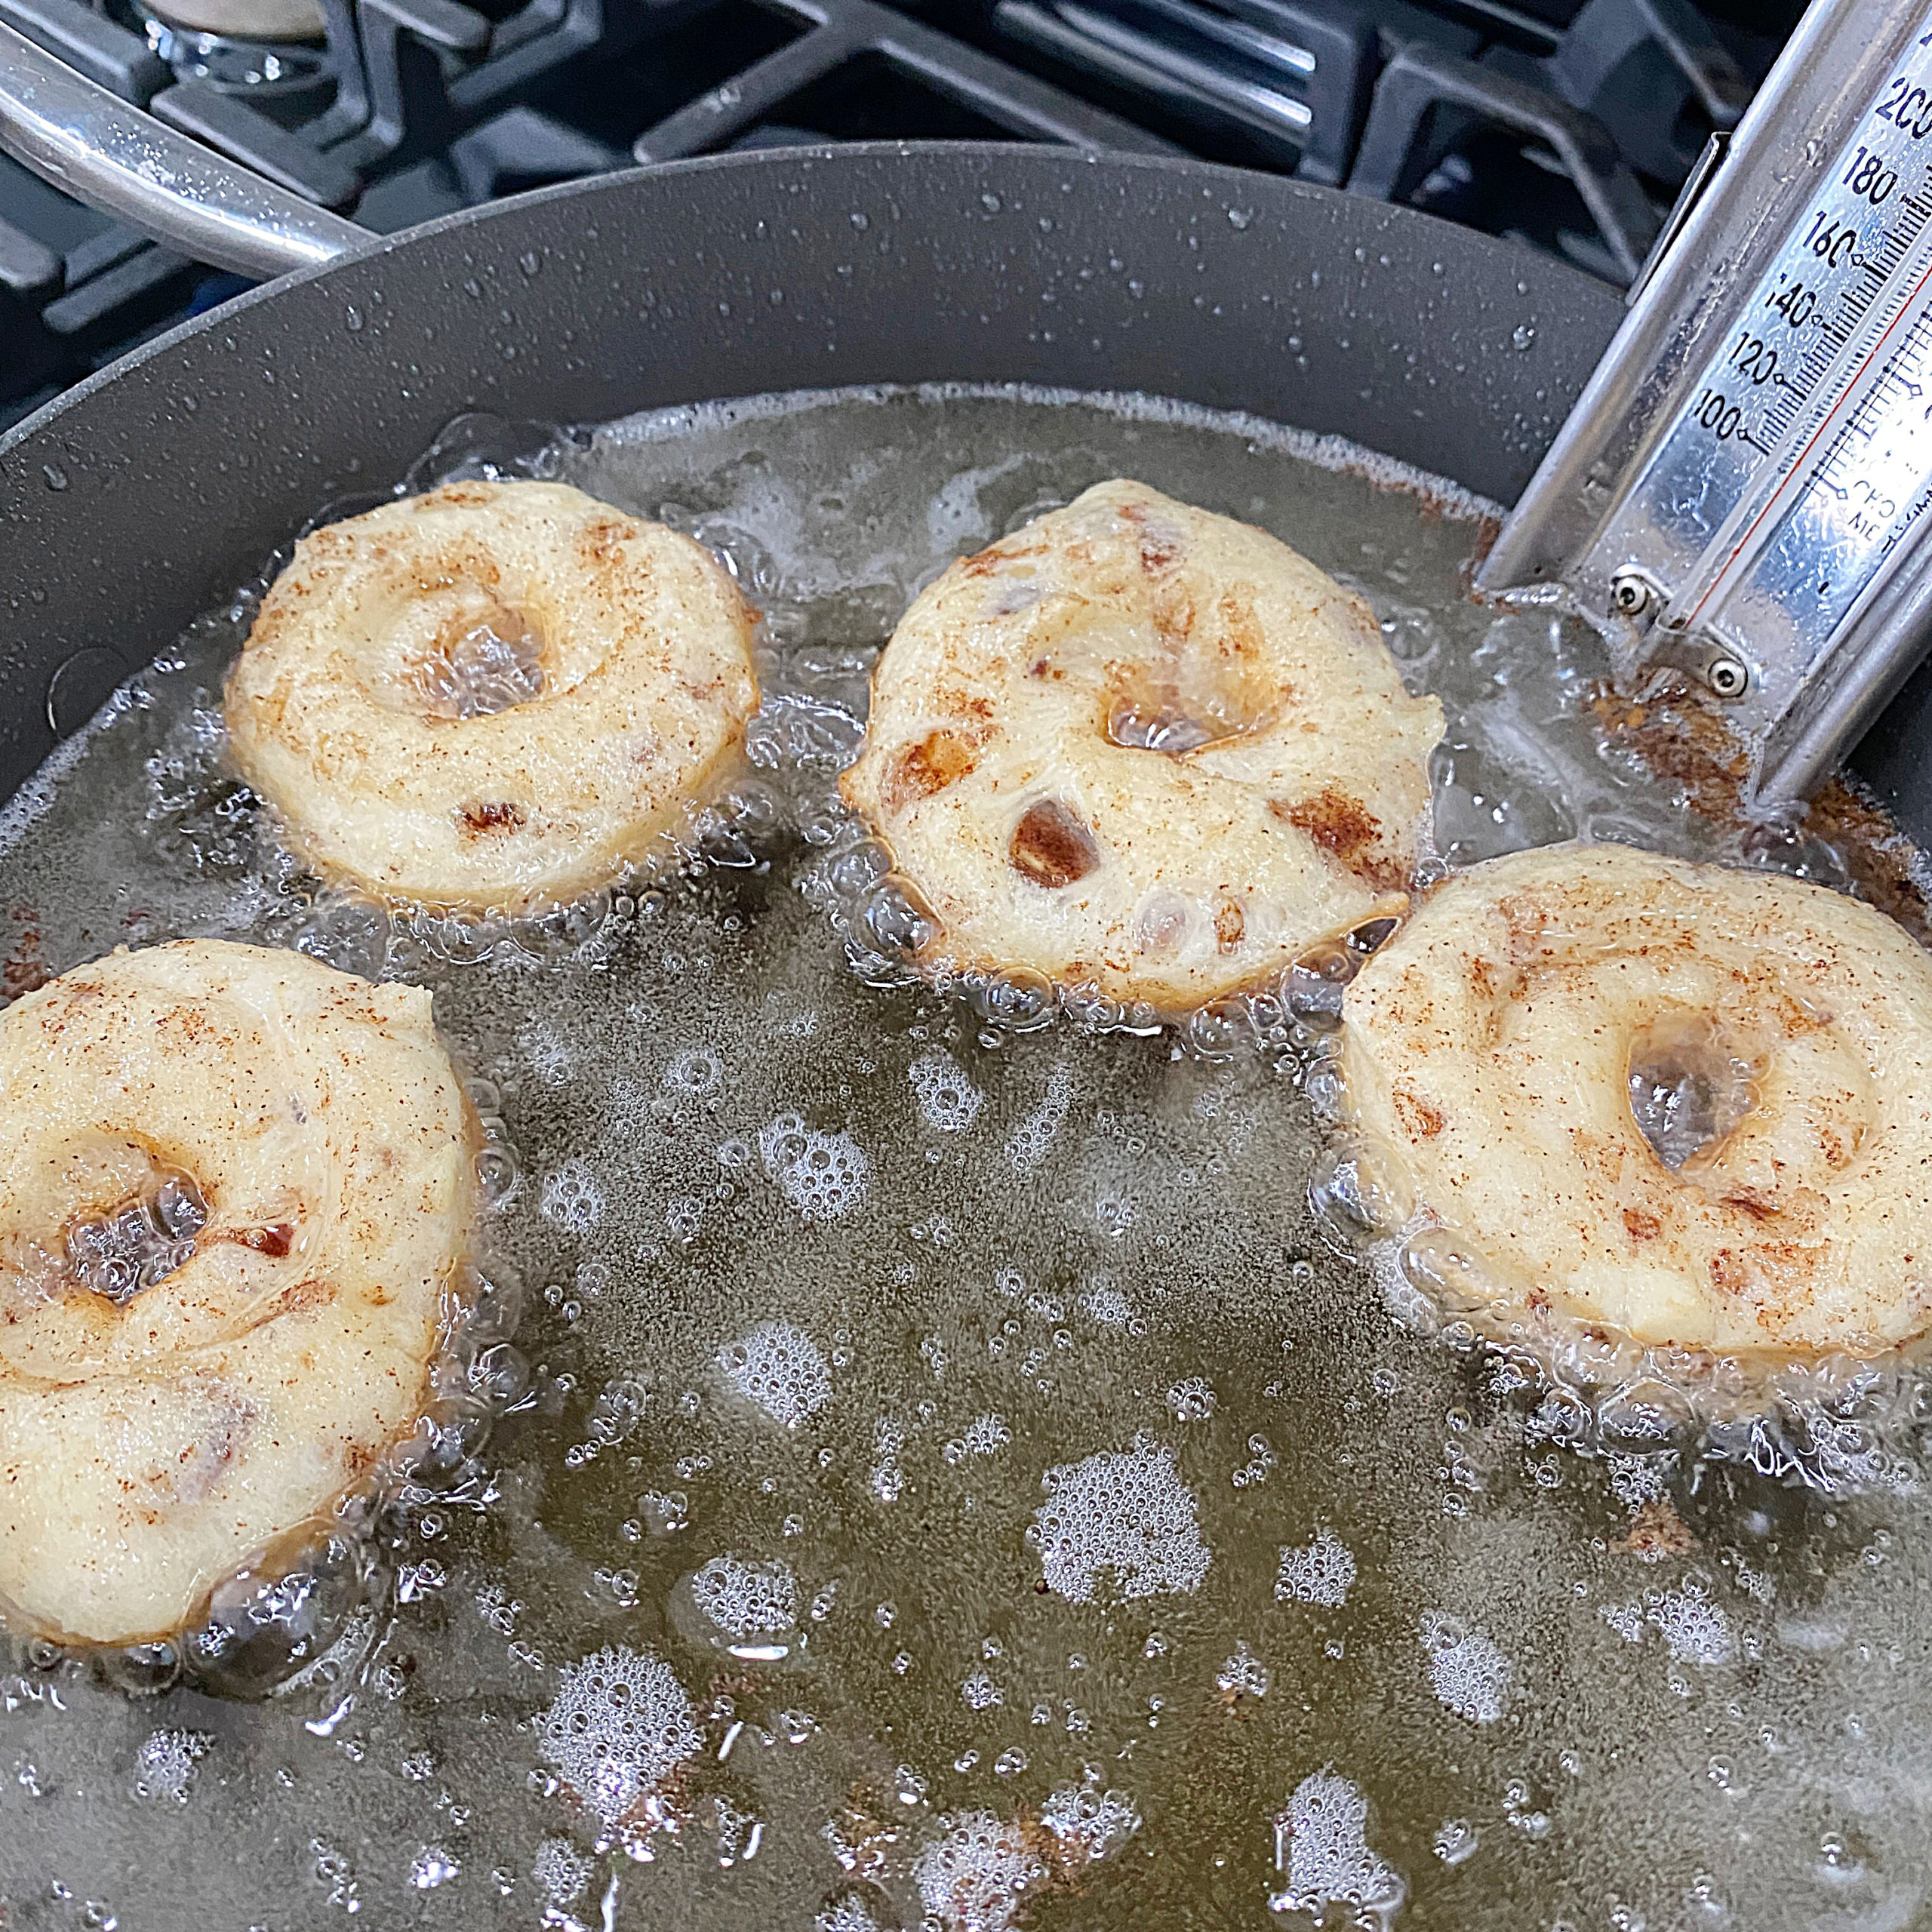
[135, 4, 329, 93]
[138, 0, 322, 42]
[0, 0, 1804, 434]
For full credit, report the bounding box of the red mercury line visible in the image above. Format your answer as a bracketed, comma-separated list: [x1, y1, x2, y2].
[1684, 235, 1932, 626]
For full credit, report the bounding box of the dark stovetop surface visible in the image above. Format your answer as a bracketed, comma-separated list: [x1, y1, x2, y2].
[0, 0, 1804, 432]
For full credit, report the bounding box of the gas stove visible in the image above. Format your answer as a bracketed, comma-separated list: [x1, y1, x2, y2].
[0, 0, 1802, 432]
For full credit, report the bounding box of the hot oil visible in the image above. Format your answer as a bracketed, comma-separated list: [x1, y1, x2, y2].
[2, 386, 1930, 1930]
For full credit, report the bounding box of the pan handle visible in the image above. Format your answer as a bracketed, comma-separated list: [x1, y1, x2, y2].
[0, 20, 368, 281]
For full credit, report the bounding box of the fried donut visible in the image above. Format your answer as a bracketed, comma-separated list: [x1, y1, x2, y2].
[841, 479, 1443, 1010]
[225, 480, 760, 912]
[0, 940, 475, 1644]
[1340, 841, 1932, 1357]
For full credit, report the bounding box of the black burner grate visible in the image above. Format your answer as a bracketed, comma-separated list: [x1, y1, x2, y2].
[0, 0, 1802, 429]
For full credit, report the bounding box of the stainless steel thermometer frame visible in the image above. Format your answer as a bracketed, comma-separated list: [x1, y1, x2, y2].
[1478, 0, 1932, 804]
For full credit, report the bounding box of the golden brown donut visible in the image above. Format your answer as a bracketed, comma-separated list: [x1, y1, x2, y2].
[841, 479, 1442, 1011]
[0, 940, 475, 1643]
[1341, 841, 1932, 1357]
[226, 479, 759, 912]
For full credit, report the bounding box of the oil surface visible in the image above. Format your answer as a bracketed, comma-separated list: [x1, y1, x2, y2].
[3, 387, 1930, 1932]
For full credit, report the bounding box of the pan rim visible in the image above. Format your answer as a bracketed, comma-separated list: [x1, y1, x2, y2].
[0, 137, 1614, 462]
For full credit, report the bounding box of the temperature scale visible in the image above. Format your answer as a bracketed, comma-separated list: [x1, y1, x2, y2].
[1480, 0, 1932, 802]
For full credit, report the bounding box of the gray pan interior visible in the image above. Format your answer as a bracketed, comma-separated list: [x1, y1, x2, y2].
[2, 143, 1921, 833]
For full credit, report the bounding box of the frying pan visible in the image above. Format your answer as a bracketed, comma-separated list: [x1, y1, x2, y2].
[5, 22, 1932, 1928]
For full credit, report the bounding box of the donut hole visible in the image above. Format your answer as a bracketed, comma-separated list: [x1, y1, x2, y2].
[384, 580, 548, 721]
[1103, 656, 1273, 755]
[414, 599, 546, 720]
[1107, 695, 1223, 755]
[1627, 1013, 1763, 1174]
[0, 1141, 215, 1318]
[65, 1168, 208, 1305]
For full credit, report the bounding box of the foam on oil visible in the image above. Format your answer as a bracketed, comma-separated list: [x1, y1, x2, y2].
[1, 386, 1930, 1932]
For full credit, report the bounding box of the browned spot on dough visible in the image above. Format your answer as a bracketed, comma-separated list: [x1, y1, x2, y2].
[1217, 583, 1265, 661]
[1118, 499, 1180, 571]
[580, 514, 637, 569]
[1623, 1207, 1661, 1241]
[959, 538, 1044, 578]
[884, 729, 978, 811]
[2, 917, 48, 1004]
[271, 1278, 333, 1318]
[1573, 1130, 1626, 1183]
[1497, 891, 1558, 970]
[428, 481, 495, 510]
[224, 1223, 295, 1258]
[300, 523, 357, 564]
[1214, 900, 1245, 952]
[1011, 800, 1099, 889]
[158, 1005, 217, 1051]
[1392, 1088, 1444, 1139]
[1278, 789, 1401, 889]
[1723, 1192, 1780, 1223]
[408, 554, 500, 603]
[1611, 1496, 1697, 1561]
[1152, 586, 1195, 644]
[459, 799, 528, 837]
[1751, 1238, 1823, 1282]
[1710, 1249, 1752, 1299]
